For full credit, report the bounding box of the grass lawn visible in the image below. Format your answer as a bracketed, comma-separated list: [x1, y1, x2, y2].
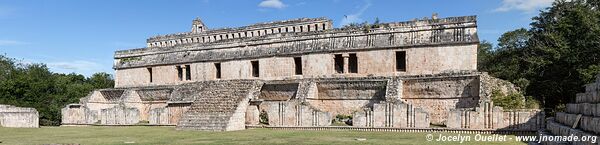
[0, 126, 528, 145]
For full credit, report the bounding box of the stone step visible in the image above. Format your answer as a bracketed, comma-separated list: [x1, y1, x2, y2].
[176, 80, 261, 131]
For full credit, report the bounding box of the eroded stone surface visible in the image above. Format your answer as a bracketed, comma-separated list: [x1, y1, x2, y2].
[61, 15, 543, 132]
[0, 105, 39, 128]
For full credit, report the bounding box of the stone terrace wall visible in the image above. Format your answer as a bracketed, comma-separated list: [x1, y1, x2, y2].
[0, 105, 39, 128]
[446, 102, 544, 131]
[176, 80, 263, 131]
[61, 104, 98, 125]
[146, 18, 333, 47]
[264, 101, 331, 127]
[114, 16, 477, 69]
[402, 75, 480, 125]
[353, 101, 430, 128]
[539, 75, 600, 145]
[99, 105, 140, 125]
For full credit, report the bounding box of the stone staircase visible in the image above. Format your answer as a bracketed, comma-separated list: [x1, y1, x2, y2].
[176, 80, 262, 131]
[535, 75, 600, 145]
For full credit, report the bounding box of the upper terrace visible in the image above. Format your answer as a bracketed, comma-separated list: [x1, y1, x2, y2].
[145, 17, 333, 48]
[116, 15, 477, 58]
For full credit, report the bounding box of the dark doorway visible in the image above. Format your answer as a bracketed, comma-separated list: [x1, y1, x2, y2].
[294, 57, 302, 75]
[251, 61, 259, 77]
[334, 54, 344, 73]
[396, 51, 406, 71]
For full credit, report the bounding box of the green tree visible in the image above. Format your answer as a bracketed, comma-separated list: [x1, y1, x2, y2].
[523, 0, 600, 108]
[89, 72, 114, 89]
[480, 0, 600, 109]
[0, 54, 114, 125]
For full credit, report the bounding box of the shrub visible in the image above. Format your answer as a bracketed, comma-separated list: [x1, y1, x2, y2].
[259, 110, 269, 125]
[491, 89, 539, 109]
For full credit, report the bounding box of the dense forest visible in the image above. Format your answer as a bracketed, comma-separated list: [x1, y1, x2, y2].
[479, 0, 600, 110]
[0, 0, 598, 126]
[0, 55, 113, 125]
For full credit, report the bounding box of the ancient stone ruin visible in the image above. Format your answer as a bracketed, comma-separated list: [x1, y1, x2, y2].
[538, 75, 600, 145]
[62, 15, 543, 131]
[0, 104, 39, 128]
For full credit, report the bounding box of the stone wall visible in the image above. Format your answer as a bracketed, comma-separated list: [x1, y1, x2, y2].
[61, 104, 97, 125]
[99, 105, 140, 125]
[149, 107, 169, 125]
[62, 88, 183, 126]
[539, 75, 600, 145]
[146, 17, 333, 47]
[446, 102, 544, 131]
[113, 16, 478, 88]
[478, 73, 519, 101]
[353, 101, 430, 128]
[114, 44, 478, 88]
[402, 75, 480, 125]
[0, 105, 39, 128]
[306, 80, 386, 115]
[264, 101, 331, 127]
[65, 72, 527, 132]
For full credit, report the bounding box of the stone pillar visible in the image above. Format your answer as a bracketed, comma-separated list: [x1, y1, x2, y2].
[342, 54, 349, 74]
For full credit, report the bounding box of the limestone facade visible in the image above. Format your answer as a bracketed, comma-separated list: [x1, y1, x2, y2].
[62, 15, 542, 131]
[0, 105, 39, 128]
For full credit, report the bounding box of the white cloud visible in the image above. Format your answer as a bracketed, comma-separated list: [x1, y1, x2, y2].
[0, 40, 27, 46]
[339, 0, 372, 27]
[47, 60, 107, 76]
[258, 0, 287, 9]
[494, 0, 554, 13]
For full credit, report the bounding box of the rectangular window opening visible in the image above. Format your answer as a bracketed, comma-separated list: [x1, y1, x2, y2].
[176, 66, 183, 81]
[147, 68, 153, 83]
[251, 61, 259, 77]
[185, 65, 191, 80]
[334, 54, 344, 73]
[215, 63, 222, 79]
[396, 51, 406, 71]
[294, 57, 302, 75]
[349, 53, 358, 73]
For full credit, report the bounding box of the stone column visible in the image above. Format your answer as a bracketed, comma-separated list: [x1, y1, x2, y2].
[343, 54, 349, 74]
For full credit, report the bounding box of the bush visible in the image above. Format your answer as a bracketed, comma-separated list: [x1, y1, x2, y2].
[259, 110, 269, 125]
[0, 54, 114, 126]
[491, 89, 539, 109]
[332, 114, 352, 126]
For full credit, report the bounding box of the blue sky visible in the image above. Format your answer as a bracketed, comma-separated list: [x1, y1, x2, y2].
[0, 0, 554, 76]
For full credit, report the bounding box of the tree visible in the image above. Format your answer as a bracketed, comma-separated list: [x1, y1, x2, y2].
[480, 0, 600, 109]
[523, 0, 600, 108]
[89, 72, 114, 89]
[0, 54, 114, 125]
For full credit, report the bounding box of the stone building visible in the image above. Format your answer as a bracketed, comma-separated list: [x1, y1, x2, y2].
[0, 105, 39, 128]
[62, 15, 543, 131]
[538, 75, 600, 145]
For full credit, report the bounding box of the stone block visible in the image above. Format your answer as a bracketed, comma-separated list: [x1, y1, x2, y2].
[446, 109, 462, 129]
[149, 107, 169, 125]
[100, 105, 140, 125]
[583, 103, 594, 116]
[594, 103, 600, 117]
[576, 93, 588, 103]
[352, 109, 371, 127]
[0, 105, 39, 128]
[245, 105, 259, 125]
[414, 107, 429, 128]
[265, 101, 331, 127]
[566, 103, 580, 114]
[555, 112, 566, 125]
[592, 117, 600, 134]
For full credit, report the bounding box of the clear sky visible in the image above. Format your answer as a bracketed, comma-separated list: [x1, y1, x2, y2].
[0, 0, 553, 76]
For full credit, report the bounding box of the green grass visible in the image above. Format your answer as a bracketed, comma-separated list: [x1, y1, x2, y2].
[0, 126, 528, 145]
